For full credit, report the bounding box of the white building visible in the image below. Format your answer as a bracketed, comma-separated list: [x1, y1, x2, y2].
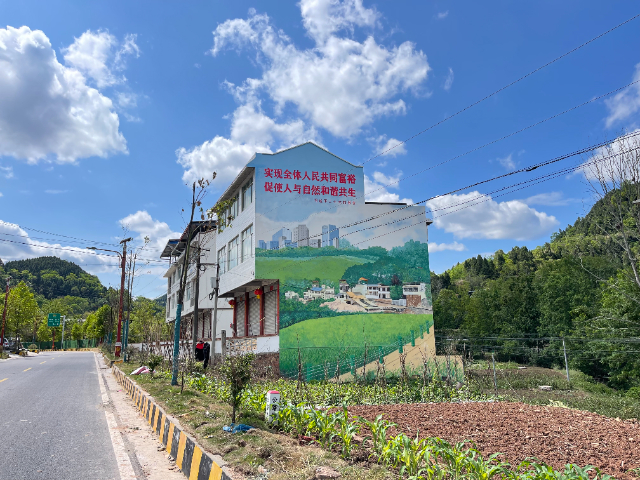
[161, 222, 234, 354]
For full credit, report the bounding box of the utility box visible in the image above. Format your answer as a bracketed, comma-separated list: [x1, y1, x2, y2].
[265, 390, 280, 423]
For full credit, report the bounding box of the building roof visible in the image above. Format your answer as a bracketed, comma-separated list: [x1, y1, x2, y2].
[311, 287, 323, 292]
[159, 221, 216, 259]
[260, 142, 363, 168]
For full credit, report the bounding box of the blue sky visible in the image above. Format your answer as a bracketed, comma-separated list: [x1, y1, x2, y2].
[1, 0, 639, 299]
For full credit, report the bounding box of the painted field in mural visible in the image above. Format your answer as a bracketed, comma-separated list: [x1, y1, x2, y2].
[278, 313, 434, 376]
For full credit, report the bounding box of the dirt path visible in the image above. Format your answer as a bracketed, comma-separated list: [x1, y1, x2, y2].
[349, 402, 640, 479]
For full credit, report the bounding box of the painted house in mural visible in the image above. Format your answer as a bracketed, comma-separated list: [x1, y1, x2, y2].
[163, 142, 435, 376]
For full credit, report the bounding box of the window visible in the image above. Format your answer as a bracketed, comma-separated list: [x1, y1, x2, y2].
[242, 179, 253, 211]
[228, 236, 239, 270]
[228, 193, 239, 221]
[241, 225, 253, 263]
[186, 282, 191, 301]
[217, 246, 226, 274]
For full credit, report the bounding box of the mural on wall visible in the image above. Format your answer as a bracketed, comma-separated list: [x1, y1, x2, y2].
[251, 144, 434, 376]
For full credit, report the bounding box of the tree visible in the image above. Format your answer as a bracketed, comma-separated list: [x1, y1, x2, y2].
[582, 133, 640, 292]
[4, 281, 38, 338]
[219, 353, 255, 424]
[37, 321, 52, 342]
[71, 322, 83, 341]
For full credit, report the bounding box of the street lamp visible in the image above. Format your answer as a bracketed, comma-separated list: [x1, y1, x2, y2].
[87, 237, 132, 357]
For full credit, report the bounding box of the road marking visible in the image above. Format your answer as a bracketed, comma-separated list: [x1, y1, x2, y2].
[23, 368, 31, 372]
[93, 354, 136, 480]
[0, 378, 7, 383]
[40, 361, 46, 364]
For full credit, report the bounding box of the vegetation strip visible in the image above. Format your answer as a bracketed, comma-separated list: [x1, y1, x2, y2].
[110, 364, 232, 480]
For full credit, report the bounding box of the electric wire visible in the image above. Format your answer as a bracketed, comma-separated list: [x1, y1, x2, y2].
[256, 13, 640, 228]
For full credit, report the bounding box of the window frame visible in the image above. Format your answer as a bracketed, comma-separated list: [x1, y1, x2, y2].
[241, 224, 253, 263]
[228, 236, 239, 270]
[217, 246, 226, 274]
[242, 179, 253, 211]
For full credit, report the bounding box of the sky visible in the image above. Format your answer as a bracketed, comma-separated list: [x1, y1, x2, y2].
[1, 0, 639, 299]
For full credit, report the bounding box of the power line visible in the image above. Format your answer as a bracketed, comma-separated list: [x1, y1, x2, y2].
[247, 138, 640, 283]
[256, 13, 640, 228]
[0, 220, 120, 247]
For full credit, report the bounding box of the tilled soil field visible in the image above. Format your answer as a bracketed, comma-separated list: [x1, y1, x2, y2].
[349, 402, 640, 479]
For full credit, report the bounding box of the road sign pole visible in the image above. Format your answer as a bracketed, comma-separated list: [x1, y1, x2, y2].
[60, 316, 66, 350]
[52, 329, 55, 351]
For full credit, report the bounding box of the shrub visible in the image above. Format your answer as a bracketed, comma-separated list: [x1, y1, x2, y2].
[219, 353, 255, 423]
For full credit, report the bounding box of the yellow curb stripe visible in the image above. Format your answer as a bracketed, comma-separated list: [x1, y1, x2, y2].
[189, 446, 203, 480]
[209, 461, 222, 480]
[159, 415, 166, 442]
[152, 405, 158, 429]
[166, 423, 175, 455]
[176, 431, 187, 469]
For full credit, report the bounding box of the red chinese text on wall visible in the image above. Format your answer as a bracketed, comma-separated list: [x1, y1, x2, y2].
[264, 168, 356, 185]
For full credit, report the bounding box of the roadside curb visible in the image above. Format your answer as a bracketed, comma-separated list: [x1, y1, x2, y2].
[111, 365, 232, 480]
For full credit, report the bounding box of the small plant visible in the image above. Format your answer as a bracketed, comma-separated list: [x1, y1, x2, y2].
[148, 354, 163, 375]
[359, 414, 396, 458]
[334, 405, 360, 459]
[307, 407, 338, 449]
[218, 353, 255, 423]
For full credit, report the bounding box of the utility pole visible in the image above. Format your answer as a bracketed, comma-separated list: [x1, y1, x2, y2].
[172, 183, 197, 386]
[1, 276, 10, 347]
[210, 262, 220, 365]
[86, 238, 132, 358]
[124, 252, 137, 361]
[562, 338, 570, 382]
[192, 244, 201, 355]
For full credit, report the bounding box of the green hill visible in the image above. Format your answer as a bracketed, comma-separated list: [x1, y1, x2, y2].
[1, 256, 106, 301]
[431, 184, 640, 389]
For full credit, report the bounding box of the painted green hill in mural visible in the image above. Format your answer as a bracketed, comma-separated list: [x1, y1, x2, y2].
[279, 313, 433, 375]
[256, 255, 374, 286]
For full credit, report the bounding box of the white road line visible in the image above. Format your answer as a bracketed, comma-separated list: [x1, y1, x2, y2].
[93, 353, 136, 480]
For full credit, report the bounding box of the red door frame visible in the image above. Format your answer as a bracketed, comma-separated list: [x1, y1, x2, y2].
[244, 292, 249, 337]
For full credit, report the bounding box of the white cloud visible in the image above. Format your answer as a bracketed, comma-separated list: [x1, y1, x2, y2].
[436, 11, 449, 19]
[63, 30, 139, 88]
[210, 3, 430, 138]
[119, 210, 181, 261]
[45, 190, 68, 194]
[373, 136, 407, 157]
[299, 0, 381, 42]
[578, 130, 640, 182]
[364, 172, 413, 204]
[0, 220, 118, 273]
[0, 165, 13, 179]
[426, 191, 559, 240]
[444, 67, 454, 91]
[0, 26, 127, 163]
[525, 191, 573, 206]
[428, 241, 465, 252]
[177, 101, 319, 185]
[605, 63, 640, 128]
[496, 153, 516, 170]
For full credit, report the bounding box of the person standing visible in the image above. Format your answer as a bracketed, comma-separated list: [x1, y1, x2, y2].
[203, 340, 210, 369]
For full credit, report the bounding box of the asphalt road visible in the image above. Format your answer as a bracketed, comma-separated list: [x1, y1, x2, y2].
[0, 352, 120, 480]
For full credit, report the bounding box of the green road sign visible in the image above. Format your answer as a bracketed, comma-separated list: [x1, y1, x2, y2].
[48, 313, 61, 327]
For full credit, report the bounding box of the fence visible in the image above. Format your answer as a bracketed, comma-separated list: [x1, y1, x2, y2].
[22, 339, 98, 350]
